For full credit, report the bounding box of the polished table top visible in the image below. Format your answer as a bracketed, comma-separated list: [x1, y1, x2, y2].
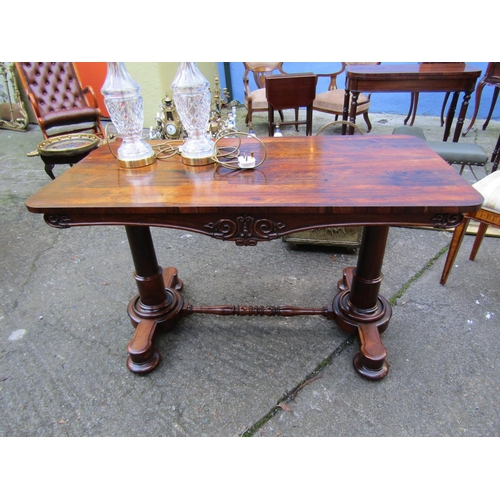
[26, 135, 483, 231]
[345, 63, 482, 92]
[343, 64, 483, 143]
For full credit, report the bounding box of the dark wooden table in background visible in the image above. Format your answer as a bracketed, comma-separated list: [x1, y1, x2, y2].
[342, 63, 482, 142]
[26, 135, 483, 380]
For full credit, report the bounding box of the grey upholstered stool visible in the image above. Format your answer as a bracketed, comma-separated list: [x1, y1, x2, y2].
[392, 126, 489, 179]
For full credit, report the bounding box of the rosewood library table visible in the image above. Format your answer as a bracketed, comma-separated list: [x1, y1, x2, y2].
[342, 63, 482, 142]
[26, 135, 483, 380]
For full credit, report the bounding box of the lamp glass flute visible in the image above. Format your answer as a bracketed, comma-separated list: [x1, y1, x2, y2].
[171, 62, 215, 166]
[101, 62, 156, 168]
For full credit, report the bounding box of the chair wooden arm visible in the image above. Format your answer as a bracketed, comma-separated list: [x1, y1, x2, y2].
[25, 91, 49, 135]
[82, 85, 102, 116]
[315, 63, 347, 91]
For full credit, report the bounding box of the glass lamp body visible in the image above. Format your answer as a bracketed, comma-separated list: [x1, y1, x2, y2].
[101, 62, 155, 167]
[171, 62, 214, 164]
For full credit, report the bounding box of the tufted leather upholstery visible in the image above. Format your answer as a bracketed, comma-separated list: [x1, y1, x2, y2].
[15, 62, 104, 139]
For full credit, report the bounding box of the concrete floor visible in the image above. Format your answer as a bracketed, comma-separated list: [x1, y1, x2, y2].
[1, 106, 499, 442]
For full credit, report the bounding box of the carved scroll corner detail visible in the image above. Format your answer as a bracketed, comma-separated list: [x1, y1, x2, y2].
[204, 215, 286, 245]
[44, 214, 72, 228]
[430, 213, 463, 229]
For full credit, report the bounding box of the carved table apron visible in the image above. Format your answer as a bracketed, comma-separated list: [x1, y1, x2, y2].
[26, 135, 483, 380]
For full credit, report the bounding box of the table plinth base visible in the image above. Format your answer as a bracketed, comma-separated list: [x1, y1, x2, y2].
[124, 265, 391, 380]
[333, 267, 391, 381]
[353, 352, 389, 380]
[126, 267, 184, 374]
[126, 319, 162, 374]
[123, 226, 393, 380]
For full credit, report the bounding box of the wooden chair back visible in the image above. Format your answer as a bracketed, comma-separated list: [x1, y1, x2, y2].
[243, 62, 285, 90]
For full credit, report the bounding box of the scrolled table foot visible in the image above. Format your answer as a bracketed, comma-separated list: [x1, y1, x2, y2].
[353, 323, 389, 380]
[127, 350, 162, 374]
[126, 319, 162, 374]
[353, 353, 389, 380]
[332, 286, 391, 381]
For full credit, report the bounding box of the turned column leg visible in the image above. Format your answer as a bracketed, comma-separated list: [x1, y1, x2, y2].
[453, 91, 473, 142]
[125, 226, 184, 374]
[491, 133, 500, 172]
[443, 92, 459, 142]
[482, 87, 498, 131]
[342, 89, 350, 135]
[348, 91, 360, 135]
[333, 225, 392, 380]
[463, 81, 485, 136]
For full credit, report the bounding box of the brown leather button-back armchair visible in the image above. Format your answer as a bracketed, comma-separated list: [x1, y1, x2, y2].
[15, 62, 105, 139]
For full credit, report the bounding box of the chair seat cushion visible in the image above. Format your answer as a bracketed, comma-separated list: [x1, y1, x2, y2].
[472, 170, 500, 214]
[392, 125, 427, 140]
[313, 89, 370, 114]
[43, 107, 100, 129]
[245, 88, 268, 111]
[428, 141, 488, 166]
[392, 126, 489, 166]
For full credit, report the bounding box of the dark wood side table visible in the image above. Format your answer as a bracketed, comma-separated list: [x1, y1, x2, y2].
[36, 133, 101, 180]
[463, 62, 500, 136]
[342, 63, 482, 142]
[265, 73, 317, 136]
[26, 136, 482, 381]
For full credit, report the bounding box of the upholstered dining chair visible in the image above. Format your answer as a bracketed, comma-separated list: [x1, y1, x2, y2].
[242, 62, 286, 129]
[440, 169, 500, 285]
[15, 62, 105, 139]
[313, 62, 380, 132]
